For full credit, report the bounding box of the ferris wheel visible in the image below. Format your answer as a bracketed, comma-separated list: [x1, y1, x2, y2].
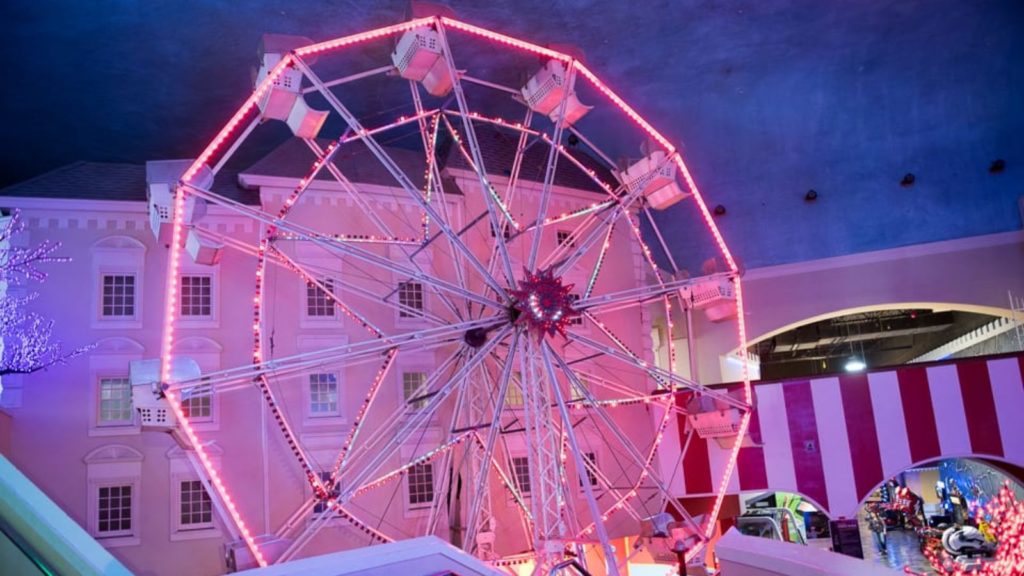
[145, 9, 752, 576]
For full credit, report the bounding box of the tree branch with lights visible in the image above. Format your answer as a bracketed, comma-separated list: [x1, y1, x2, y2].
[0, 209, 92, 376]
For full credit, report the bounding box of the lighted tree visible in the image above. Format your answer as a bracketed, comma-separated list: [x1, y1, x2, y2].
[0, 209, 91, 376]
[907, 482, 1024, 576]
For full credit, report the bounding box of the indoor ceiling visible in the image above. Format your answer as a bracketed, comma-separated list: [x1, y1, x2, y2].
[1, 0, 1021, 270]
[749, 308, 999, 380]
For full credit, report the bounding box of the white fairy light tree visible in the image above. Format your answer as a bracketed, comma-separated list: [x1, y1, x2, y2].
[0, 209, 91, 377]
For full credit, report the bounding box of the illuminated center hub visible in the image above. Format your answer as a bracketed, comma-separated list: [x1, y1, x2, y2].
[509, 268, 579, 339]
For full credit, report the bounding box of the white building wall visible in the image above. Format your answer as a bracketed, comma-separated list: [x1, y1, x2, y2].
[0, 166, 661, 574]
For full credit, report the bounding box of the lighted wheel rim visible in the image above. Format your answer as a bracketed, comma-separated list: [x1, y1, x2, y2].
[158, 14, 751, 574]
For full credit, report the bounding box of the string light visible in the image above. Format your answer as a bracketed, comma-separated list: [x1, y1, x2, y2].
[153, 13, 751, 567]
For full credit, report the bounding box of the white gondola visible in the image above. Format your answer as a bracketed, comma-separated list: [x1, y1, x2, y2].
[620, 150, 690, 210]
[520, 60, 592, 125]
[392, 27, 455, 96]
[255, 34, 328, 138]
[129, 357, 201, 431]
[146, 160, 211, 241]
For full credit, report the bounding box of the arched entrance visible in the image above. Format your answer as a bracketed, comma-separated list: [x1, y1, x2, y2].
[736, 303, 1020, 381]
[855, 457, 1024, 573]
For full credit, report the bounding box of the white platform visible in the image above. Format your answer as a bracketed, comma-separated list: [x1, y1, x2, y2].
[715, 528, 901, 576]
[235, 536, 504, 576]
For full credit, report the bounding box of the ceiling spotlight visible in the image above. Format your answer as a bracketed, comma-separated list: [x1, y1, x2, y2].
[713, 204, 726, 216]
[900, 173, 915, 187]
[989, 159, 1006, 174]
[844, 358, 866, 372]
[805, 189, 818, 202]
[567, 133, 580, 147]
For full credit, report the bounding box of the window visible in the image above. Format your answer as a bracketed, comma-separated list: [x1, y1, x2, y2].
[306, 278, 335, 317]
[490, 222, 511, 240]
[85, 444, 142, 545]
[101, 275, 136, 317]
[407, 463, 435, 509]
[312, 472, 341, 515]
[180, 275, 212, 317]
[168, 443, 221, 540]
[309, 373, 339, 416]
[96, 484, 133, 537]
[98, 378, 133, 425]
[568, 294, 583, 325]
[511, 456, 531, 495]
[178, 480, 214, 530]
[398, 281, 424, 318]
[180, 378, 212, 422]
[579, 452, 599, 488]
[403, 372, 428, 411]
[92, 236, 145, 329]
[504, 372, 524, 408]
[557, 230, 575, 247]
[570, 378, 586, 402]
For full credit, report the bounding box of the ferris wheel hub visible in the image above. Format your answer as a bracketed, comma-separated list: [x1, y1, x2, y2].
[508, 268, 579, 340]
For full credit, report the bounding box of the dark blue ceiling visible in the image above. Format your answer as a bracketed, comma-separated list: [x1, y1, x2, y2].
[1, 0, 1021, 270]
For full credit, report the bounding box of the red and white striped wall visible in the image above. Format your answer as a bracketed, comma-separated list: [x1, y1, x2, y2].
[673, 352, 1024, 519]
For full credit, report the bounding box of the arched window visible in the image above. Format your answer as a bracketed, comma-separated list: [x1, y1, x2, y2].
[91, 236, 146, 329]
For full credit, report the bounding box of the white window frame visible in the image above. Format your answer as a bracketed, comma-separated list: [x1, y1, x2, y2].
[503, 371, 525, 410]
[396, 279, 426, 323]
[296, 250, 344, 330]
[97, 376, 134, 428]
[85, 444, 143, 547]
[91, 236, 146, 329]
[392, 246, 432, 327]
[177, 259, 220, 328]
[509, 454, 532, 497]
[577, 450, 601, 493]
[563, 272, 589, 334]
[88, 338, 144, 437]
[397, 353, 436, 420]
[307, 372, 341, 418]
[171, 337, 222, 432]
[401, 371, 429, 412]
[400, 435, 440, 518]
[299, 336, 348, 428]
[167, 445, 222, 541]
[406, 462, 436, 512]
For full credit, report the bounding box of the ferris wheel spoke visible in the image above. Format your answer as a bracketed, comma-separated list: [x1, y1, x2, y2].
[540, 344, 620, 575]
[408, 98, 471, 307]
[576, 272, 733, 314]
[337, 347, 463, 477]
[338, 326, 512, 498]
[552, 190, 646, 278]
[292, 57, 510, 303]
[183, 182, 502, 309]
[271, 247, 452, 326]
[545, 343, 706, 541]
[463, 331, 520, 552]
[431, 25, 519, 288]
[167, 317, 495, 393]
[568, 331, 748, 410]
[526, 65, 577, 272]
[437, 114, 518, 287]
[641, 205, 682, 275]
[301, 138, 415, 243]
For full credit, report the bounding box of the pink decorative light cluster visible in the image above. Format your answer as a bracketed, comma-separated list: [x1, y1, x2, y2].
[908, 482, 1023, 576]
[155, 12, 750, 569]
[510, 268, 579, 340]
